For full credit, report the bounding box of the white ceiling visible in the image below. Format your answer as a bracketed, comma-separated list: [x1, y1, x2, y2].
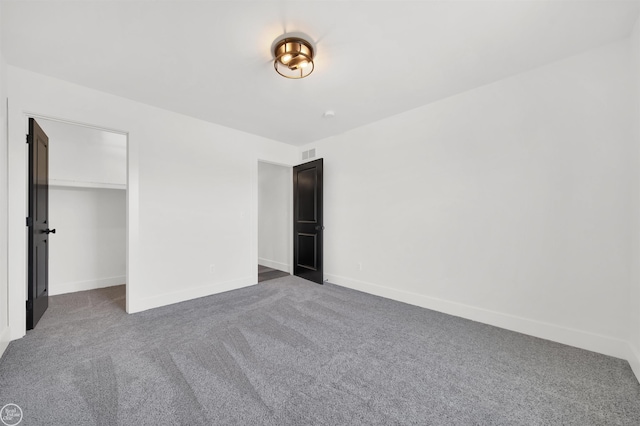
[3, 1, 640, 146]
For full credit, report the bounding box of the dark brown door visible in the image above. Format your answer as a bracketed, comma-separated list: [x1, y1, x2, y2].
[293, 158, 323, 284]
[27, 118, 53, 330]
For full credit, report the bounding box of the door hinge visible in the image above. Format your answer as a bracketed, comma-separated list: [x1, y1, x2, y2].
[26, 134, 29, 144]
[26, 300, 32, 311]
[26, 217, 33, 227]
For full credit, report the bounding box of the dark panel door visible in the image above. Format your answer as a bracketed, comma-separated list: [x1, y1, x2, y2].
[27, 118, 52, 330]
[293, 158, 323, 284]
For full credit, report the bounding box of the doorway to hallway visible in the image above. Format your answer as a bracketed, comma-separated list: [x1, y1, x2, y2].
[257, 161, 292, 282]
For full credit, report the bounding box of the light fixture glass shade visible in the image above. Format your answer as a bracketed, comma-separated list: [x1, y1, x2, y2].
[273, 37, 315, 79]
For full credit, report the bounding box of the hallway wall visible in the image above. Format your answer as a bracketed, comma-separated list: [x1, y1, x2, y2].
[258, 162, 290, 273]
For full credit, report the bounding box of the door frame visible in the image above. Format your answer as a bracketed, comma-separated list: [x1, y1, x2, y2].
[255, 159, 294, 278]
[8, 112, 132, 339]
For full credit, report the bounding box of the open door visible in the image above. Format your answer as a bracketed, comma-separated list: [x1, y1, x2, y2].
[27, 118, 53, 330]
[293, 158, 323, 284]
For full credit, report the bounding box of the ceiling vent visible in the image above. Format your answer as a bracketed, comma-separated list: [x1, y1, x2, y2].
[302, 148, 316, 160]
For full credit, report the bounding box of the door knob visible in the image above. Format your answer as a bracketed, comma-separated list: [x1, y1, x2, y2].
[44, 229, 56, 234]
[315, 225, 325, 231]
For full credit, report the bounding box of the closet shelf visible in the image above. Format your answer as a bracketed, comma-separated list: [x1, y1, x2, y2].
[49, 179, 126, 190]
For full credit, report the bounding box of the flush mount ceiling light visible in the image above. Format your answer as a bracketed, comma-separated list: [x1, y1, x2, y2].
[273, 37, 315, 79]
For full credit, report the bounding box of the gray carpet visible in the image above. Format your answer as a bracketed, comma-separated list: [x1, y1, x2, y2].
[258, 265, 290, 282]
[1, 276, 639, 425]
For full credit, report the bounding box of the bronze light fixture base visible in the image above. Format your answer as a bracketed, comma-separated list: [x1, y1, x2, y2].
[273, 37, 315, 79]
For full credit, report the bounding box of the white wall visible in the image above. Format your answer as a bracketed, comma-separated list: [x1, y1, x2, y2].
[49, 188, 126, 295]
[0, 3, 10, 357]
[304, 39, 636, 363]
[39, 119, 127, 187]
[6, 66, 299, 341]
[630, 15, 640, 379]
[258, 162, 291, 273]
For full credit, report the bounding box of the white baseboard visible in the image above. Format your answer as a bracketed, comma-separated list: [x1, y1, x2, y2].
[258, 258, 289, 273]
[628, 343, 640, 383]
[49, 275, 126, 296]
[127, 277, 255, 314]
[0, 326, 11, 360]
[326, 273, 632, 362]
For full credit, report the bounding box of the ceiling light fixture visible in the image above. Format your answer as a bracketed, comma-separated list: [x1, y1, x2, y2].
[273, 37, 315, 79]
